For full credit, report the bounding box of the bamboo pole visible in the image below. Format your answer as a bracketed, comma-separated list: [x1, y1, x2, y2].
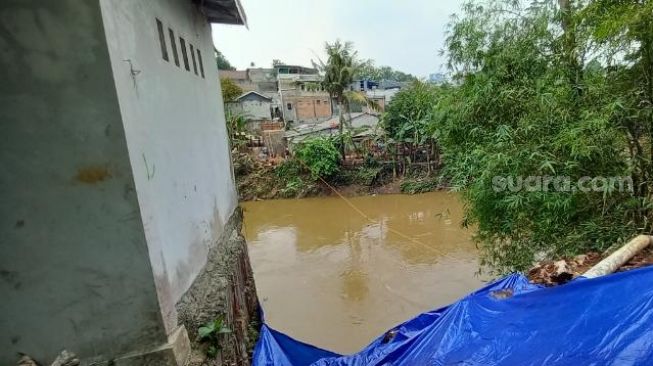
[583, 235, 653, 278]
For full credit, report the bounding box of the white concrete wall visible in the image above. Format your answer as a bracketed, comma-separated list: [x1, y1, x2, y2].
[100, 0, 238, 332]
[0, 0, 167, 363]
[241, 99, 271, 120]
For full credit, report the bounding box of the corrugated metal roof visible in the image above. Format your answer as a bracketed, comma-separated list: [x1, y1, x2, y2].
[192, 0, 247, 26]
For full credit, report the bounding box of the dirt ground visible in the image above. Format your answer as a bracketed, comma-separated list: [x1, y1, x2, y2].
[528, 246, 653, 286]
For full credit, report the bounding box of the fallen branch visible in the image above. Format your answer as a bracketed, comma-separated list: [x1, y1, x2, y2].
[583, 235, 653, 278]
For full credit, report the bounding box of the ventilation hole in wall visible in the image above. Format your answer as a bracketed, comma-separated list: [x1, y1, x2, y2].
[156, 19, 169, 62]
[190, 44, 198, 75]
[168, 28, 179, 67]
[197, 49, 205, 78]
[179, 37, 190, 71]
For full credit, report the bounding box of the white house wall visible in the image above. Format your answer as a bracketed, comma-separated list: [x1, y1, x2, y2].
[100, 0, 238, 332]
[241, 99, 271, 120]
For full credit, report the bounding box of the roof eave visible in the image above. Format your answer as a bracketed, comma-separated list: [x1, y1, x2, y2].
[236, 91, 272, 101]
[193, 0, 248, 27]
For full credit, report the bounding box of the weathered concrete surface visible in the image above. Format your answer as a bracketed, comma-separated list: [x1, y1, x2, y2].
[0, 0, 246, 364]
[0, 1, 168, 363]
[177, 208, 259, 365]
[100, 0, 239, 334]
[113, 326, 191, 366]
[232, 92, 273, 121]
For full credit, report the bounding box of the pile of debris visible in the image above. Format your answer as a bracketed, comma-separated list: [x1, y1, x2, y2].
[528, 236, 653, 286]
[528, 252, 602, 286]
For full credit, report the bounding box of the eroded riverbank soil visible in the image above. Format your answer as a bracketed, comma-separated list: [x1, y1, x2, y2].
[528, 246, 653, 286]
[234, 155, 443, 202]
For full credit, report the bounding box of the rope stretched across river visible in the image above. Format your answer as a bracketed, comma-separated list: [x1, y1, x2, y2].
[297, 158, 461, 263]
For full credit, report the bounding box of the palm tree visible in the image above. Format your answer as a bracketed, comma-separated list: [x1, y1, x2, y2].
[314, 40, 379, 160]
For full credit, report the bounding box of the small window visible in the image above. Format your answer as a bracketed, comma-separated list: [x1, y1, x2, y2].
[287, 103, 292, 110]
[190, 44, 198, 75]
[197, 49, 205, 78]
[168, 28, 179, 67]
[316, 100, 321, 105]
[156, 19, 169, 61]
[179, 37, 190, 71]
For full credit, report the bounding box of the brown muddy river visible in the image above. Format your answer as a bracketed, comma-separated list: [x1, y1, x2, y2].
[242, 192, 486, 354]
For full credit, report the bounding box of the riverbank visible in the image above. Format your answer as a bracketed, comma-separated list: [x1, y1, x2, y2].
[234, 153, 446, 201]
[528, 245, 653, 286]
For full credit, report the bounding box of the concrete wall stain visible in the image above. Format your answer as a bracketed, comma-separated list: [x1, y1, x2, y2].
[75, 166, 111, 184]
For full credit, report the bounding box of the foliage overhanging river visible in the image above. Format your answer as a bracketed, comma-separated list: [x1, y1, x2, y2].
[242, 192, 487, 354]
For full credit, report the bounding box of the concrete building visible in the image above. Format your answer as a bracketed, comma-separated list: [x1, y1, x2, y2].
[230, 91, 273, 121]
[428, 72, 447, 84]
[220, 69, 256, 92]
[0, 1, 257, 365]
[222, 64, 333, 126]
[226, 91, 276, 132]
[247, 67, 278, 93]
[220, 68, 282, 126]
[285, 112, 380, 146]
[349, 79, 380, 92]
[219, 67, 278, 95]
[283, 93, 332, 124]
[367, 87, 401, 106]
[276, 64, 333, 125]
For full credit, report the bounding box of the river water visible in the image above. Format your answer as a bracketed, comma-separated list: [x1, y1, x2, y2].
[242, 192, 486, 354]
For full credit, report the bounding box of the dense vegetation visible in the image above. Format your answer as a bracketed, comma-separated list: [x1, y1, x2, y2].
[294, 137, 341, 179]
[431, 0, 653, 272]
[313, 41, 381, 159]
[356, 60, 418, 82]
[231, 0, 652, 273]
[215, 48, 235, 70]
[220, 77, 243, 102]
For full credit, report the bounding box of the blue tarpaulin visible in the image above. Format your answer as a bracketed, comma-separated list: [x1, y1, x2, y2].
[253, 265, 653, 365]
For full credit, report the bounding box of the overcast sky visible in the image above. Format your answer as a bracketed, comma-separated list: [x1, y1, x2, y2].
[211, 0, 466, 78]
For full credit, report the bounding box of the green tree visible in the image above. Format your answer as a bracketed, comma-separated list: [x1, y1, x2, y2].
[356, 60, 417, 82]
[220, 77, 243, 102]
[434, 0, 650, 272]
[382, 81, 441, 172]
[383, 81, 439, 140]
[315, 40, 379, 159]
[215, 48, 235, 70]
[295, 137, 341, 180]
[225, 112, 248, 149]
[582, 0, 653, 206]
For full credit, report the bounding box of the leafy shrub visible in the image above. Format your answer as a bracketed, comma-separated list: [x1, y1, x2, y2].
[275, 159, 303, 179]
[279, 177, 307, 198]
[435, 0, 650, 272]
[232, 152, 257, 177]
[294, 137, 341, 180]
[383, 81, 439, 141]
[220, 77, 243, 102]
[198, 317, 231, 358]
[400, 177, 440, 194]
[355, 166, 383, 186]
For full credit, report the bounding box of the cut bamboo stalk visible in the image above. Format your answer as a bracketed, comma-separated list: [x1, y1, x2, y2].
[583, 235, 653, 278]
